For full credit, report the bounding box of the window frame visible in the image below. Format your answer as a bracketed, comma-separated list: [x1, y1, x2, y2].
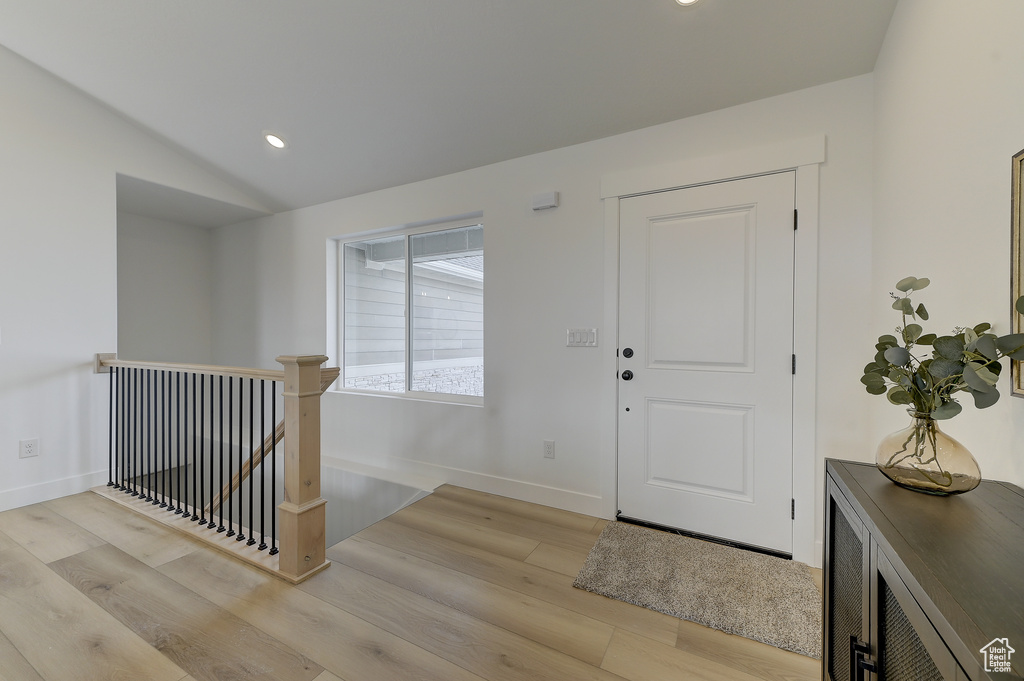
[333, 215, 484, 406]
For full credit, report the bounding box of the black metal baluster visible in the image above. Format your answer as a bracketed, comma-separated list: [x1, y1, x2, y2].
[258, 380, 268, 551]
[131, 368, 139, 497]
[192, 372, 199, 520]
[218, 375, 227, 533]
[159, 370, 168, 508]
[208, 373, 217, 529]
[117, 367, 125, 491]
[246, 377, 256, 546]
[269, 385, 278, 556]
[165, 370, 171, 508]
[225, 376, 234, 537]
[120, 367, 128, 491]
[240, 376, 249, 542]
[175, 371, 183, 514]
[235, 376, 245, 542]
[198, 373, 207, 525]
[135, 368, 142, 498]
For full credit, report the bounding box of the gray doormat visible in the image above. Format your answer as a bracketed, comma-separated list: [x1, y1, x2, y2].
[573, 521, 822, 658]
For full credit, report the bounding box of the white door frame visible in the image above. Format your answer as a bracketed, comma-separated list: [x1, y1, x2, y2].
[599, 134, 823, 565]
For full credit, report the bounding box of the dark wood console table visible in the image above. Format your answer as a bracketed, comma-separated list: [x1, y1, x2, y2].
[824, 459, 1024, 681]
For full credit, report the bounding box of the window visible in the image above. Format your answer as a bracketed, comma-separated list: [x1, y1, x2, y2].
[340, 221, 483, 400]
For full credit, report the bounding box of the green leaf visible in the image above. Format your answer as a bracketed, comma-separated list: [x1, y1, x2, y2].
[903, 324, 923, 343]
[900, 298, 914, 316]
[1016, 295, 1024, 316]
[962, 363, 996, 392]
[884, 346, 911, 367]
[928, 357, 963, 379]
[886, 387, 914, 405]
[864, 362, 885, 375]
[861, 373, 886, 386]
[931, 401, 963, 420]
[895, 277, 917, 292]
[964, 328, 979, 348]
[915, 303, 929, 320]
[913, 277, 930, 290]
[933, 336, 965, 360]
[972, 386, 1001, 409]
[975, 335, 999, 361]
[996, 333, 1024, 355]
[878, 334, 899, 345]
[916, 333, 937, 345]
[974, 322, 992, 334]
[865, 383, 887, 396]
[874, 349, 889, 367]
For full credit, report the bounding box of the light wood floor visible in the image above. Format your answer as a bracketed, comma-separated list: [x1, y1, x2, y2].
[0, 484, 821, 681]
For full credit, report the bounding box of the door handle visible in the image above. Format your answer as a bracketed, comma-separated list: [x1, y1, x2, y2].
[621, 370, 634, 381]
[851, 637, 875, 681]
[622, 347, 634, 358]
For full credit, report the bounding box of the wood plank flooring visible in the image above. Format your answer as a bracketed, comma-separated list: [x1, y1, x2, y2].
[0, 484, 821, 681]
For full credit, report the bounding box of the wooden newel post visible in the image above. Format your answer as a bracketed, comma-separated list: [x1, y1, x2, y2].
[275, 355, 330, 581]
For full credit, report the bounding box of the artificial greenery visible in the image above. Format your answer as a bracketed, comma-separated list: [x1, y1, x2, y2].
[861, 276, 1024, 419]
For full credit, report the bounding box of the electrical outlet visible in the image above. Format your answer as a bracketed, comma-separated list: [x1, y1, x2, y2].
[543, 440, 555, 459]
[19, 438, 39, 459]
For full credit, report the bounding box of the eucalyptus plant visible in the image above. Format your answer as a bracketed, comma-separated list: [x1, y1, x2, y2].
[861, 276, 1024, 419]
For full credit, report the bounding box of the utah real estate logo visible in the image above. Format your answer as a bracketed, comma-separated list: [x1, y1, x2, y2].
[980, 638, 1015, 673]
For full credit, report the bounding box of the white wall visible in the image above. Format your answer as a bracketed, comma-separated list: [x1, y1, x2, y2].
[117, 213, 214, 364]
[212, 74, 876, 560]
[872, 0, 1024, 485]
[0, 45, 267, 511]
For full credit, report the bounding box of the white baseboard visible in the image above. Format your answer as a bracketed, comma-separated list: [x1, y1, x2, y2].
[0, 470, 109, 513]
[324, 453, 607, 517]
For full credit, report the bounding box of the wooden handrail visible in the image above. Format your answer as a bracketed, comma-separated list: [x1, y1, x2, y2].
[206, 367, 339, 515]
[99, 357, 285, 382]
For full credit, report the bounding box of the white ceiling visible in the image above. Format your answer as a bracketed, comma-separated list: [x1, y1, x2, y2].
[1, 0, 897, 221]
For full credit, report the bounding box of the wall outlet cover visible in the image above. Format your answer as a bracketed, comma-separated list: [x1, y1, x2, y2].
[19, 438, 39, 459]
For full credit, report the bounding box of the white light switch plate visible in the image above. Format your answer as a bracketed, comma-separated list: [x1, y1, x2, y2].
[566, 328, 598, 347]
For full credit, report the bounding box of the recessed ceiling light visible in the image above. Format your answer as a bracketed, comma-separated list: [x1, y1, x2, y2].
[264, 133, 286, 149]
[676, 0, 700, 5]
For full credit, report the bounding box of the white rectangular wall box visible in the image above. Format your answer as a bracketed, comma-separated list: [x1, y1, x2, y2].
[532, 191, 560, 211]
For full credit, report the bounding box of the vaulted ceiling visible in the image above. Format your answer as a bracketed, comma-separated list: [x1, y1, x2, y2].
[1, 1, 897, 217]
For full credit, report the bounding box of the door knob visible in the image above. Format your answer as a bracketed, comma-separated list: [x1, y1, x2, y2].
[622, 348, 634, 358]
[621, 370, 634, 381]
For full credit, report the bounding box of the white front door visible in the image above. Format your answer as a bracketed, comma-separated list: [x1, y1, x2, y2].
[617, 171, 795, 555]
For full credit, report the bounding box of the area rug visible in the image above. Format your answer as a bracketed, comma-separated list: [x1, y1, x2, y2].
[573, 521, 822, 658]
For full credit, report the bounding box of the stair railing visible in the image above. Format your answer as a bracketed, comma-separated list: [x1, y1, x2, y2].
[95, 354, 338, 583]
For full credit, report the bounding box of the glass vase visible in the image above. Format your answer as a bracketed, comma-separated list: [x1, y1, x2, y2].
[875, 412, 981, 495]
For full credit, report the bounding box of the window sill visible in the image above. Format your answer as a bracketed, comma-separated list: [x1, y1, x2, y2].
[328, 387, 484, 408]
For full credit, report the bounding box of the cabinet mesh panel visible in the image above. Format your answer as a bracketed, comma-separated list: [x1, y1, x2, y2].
[880, 579, 944, 681]
[829, 501, 863, 681]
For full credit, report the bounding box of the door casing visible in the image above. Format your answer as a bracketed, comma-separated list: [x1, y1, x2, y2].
[599, 134, 823, 565]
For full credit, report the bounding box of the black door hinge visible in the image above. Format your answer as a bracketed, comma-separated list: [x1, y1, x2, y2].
[791, 499, 795, 520]
[792, 354, 796, 375]
[793, 209, 798, 230]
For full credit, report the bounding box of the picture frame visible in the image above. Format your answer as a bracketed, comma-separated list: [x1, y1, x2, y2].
[1011, 147, 1024, 397]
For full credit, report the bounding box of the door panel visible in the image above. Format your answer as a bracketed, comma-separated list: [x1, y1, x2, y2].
[617, 172, 795, 554]
[648, 207, 753, 369]
[646, 399, 753, 501]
